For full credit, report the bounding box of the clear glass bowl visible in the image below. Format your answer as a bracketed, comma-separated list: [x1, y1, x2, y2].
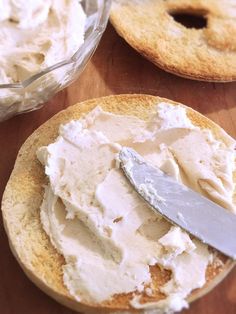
[0, 0, 111, 121]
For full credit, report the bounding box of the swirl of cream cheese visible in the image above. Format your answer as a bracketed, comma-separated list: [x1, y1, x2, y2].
[0, 0, 86, 83]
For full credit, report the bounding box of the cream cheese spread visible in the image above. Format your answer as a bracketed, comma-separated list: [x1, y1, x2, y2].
[0, 0, 86, 116]
[37, 103, 236, 313]
[0, 0, 86, 84]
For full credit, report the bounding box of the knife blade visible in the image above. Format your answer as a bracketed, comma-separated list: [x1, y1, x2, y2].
[119, 147, 236, 260]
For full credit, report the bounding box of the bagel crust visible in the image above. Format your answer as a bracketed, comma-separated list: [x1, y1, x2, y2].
[110, 0, 236, 82]
[1, 95, 236, 313]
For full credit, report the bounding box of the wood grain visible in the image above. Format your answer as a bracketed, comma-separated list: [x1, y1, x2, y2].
[0, 23, 236, 314]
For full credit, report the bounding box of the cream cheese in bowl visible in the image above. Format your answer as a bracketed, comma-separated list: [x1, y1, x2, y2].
[0, 0, 86, 83]
[0, 0, 111, 120]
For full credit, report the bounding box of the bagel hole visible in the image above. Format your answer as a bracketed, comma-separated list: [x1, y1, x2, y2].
[169, 12, 207, 29]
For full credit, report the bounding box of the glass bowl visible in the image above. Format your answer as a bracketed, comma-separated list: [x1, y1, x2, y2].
[0, 0, 111, 122]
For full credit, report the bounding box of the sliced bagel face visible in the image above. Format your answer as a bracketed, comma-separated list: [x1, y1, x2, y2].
[2, 94, 235, 313]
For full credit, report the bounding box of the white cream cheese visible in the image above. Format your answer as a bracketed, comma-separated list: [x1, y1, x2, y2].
[0, 0, 86, 116]
[37, 103, 236, 313]
[0, 0, 86, 83]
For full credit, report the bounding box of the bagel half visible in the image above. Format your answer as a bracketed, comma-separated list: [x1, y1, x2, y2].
[110, 0, 236, 82]
[2, 94, 235, 313]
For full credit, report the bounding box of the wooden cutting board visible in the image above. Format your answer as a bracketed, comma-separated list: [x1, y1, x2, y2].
[0, 24, 235, 314]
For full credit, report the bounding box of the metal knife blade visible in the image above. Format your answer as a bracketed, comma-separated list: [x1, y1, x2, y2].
[119, 147, 236, 260]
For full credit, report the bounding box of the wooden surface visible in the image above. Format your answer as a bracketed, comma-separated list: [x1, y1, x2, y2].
[0, 24, 236, 314]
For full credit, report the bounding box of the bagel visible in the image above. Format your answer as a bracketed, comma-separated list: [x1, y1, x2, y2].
[2, 95, 236, 313]
[110, 0, 236, 82]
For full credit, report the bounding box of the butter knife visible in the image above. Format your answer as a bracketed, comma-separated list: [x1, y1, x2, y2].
[119, 147, 236, 260]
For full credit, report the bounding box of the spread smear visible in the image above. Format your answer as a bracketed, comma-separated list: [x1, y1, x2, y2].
[37, 103, 236, 313]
